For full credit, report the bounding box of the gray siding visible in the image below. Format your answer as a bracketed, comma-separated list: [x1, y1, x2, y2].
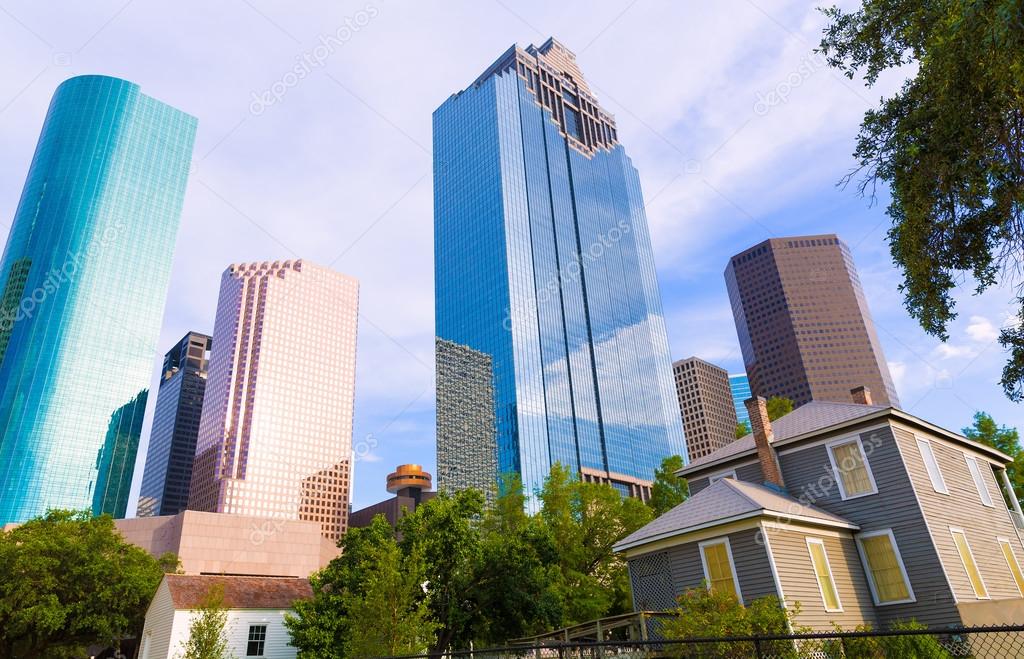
[622, 528, 774, 605]
[767, 528, 877, 631]
[688, 462, 763, 497]
[892, 425, 1024, 603]
[689, 476, 710, 496]
[778, 425, 960, 627]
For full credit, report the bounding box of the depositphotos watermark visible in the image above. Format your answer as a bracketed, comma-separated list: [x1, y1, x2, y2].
[503, 219, 631, 331]
[0, 222, 126, 333]
[249, 4, 380, 116]
[752, 53, 827, 116]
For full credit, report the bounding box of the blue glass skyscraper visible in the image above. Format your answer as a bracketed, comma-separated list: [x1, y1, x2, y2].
[434, 39, 685, 499]
[729, 373, 752, 427]
[0, 75, 196, 524]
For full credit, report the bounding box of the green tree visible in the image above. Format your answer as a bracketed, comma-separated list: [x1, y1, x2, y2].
[649, 455, 689, 515]
[286, 515, 398, 658]
[662, 589, 801, 658]
[180, 585, 233, 659]
[818, 0, 1024, 400]
[289, 491, 561, 656]
[540, 464, 654, 623]
[766, 396, 793, 421]
[0, 510, 169, 658]
[736, 421, 751, 438]
[964, 411, 1024, 508]
[343, 535, 436, 657]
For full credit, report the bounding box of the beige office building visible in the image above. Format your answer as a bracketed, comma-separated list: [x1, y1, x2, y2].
[673, 357, 739, 462]
[188, 260, 358, 541]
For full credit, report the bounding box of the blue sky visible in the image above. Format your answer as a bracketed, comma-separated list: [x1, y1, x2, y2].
[0, 1, 1019, 512]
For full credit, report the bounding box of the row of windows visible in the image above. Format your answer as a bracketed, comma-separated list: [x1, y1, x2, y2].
[701, 522, 1024, 613]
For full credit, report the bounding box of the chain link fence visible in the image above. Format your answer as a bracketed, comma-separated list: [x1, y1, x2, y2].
[377, 625, 1024, 659]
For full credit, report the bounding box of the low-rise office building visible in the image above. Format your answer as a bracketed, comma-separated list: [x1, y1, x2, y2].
[115, 510, 339, 578]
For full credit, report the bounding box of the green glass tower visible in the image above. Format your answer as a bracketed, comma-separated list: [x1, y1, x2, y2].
[0, 75, 196, 523]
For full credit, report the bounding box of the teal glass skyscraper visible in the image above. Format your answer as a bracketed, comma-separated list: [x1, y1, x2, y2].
[434, 39, 685, 500]
[0, 76, 196, 524]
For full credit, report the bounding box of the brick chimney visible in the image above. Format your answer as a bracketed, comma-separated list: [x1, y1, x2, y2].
[744, 396, 785, 488]
[851, 386, 873, 406]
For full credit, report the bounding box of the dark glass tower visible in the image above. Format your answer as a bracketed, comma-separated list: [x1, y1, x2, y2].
[0, 76, 196, 524]
[434, 39, 685, 500]
[137, 332, 212, 517]
[725, 235, 899, 408]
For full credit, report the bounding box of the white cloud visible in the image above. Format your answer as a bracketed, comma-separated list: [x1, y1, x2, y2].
[932, 343, 978, 361]
[966, 315, 1000, 343]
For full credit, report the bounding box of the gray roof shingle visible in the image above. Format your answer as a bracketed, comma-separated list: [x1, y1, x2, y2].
[614, 478, 856, 551]
[682, 400, 888, 474]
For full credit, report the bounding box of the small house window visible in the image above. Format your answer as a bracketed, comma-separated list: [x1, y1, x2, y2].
[916, 438, 948, 494]
[827, 437, 877, 499]
[247, 624, 267, 657]
[965, 456, 994, 507]
[951, 528, 988, 599]
[699, 537, 742, 603]
[999, 537, 1024, 596]
[857, 529, 914, 605]
[806, 538, 842, 612]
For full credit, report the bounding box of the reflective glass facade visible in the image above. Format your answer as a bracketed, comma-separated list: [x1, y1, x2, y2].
[434, 39, 685, 499]
[729, 373, 751, 427]
[137, 332, 212, 517]
[0, 75, 196, 524]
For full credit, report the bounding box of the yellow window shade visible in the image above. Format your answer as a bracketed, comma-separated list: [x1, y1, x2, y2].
[1000, 540, 1024, 595]
[862, 534, 910, 603]
[702, 542, 738, 599]
[832, 441, 873, 496]
[952, 530, 987, 598]
[809, 540, 841, 611]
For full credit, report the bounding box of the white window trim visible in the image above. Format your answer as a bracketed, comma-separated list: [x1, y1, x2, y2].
[964, 455, 995, 507]
[998, 536, 1024, 597]
[698, 536, 743, 604]
[949, 527, 989, 599]
[806, 537, 844, 613]
[855, 528, 916, 606]
[709, 469, 737, 484]
[915, 436, 948, 494]
[826, 436, 879, 500]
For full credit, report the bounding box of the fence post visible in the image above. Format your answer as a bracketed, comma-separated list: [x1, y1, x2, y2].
[639, 612, 648, 642]
[595, 620, 603, 659]
[840, 636, 848, 657]
[753, 636, 762, 658]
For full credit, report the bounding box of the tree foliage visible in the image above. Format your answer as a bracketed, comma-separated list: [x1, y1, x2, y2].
[540, 464, 654, 623]
[964, 411, 1024, 507]
[649, 455, 689, 515]
[287, 464, 657, 656]
[766, 396, 794, 421]
[662, 589, 799, 657]
[343, 526, 436, 658]
[180, 585, 233, 659]
[0, 510, 171, 658]
[736, 421, 751, 439]
[818, 0, 1024, 400]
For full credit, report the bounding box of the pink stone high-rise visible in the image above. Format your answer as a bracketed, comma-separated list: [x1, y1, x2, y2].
[188, 260, 358, 540]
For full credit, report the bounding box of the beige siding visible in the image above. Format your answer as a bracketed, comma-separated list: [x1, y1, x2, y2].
[767, 528, 876, 631]
[892, 426, 1024, 604]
